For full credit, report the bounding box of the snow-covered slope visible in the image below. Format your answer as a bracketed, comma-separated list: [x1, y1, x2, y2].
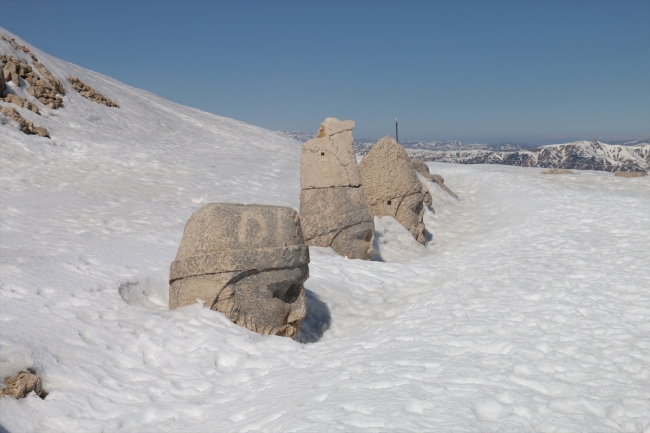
[410, 140, 650, 172]
[1, 29, 649, 432]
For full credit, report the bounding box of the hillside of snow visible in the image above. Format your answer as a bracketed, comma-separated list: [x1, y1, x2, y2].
[1, 28, 649, 433]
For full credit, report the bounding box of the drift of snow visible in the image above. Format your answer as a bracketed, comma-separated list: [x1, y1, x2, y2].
[1, 29, 649, 432]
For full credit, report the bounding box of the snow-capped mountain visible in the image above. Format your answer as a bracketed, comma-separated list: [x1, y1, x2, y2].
[275, 130, 314, 143]
[409, 140, 650, 172]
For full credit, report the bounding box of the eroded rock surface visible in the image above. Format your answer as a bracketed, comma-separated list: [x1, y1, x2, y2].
[1, 106, 49, 137]
[299, 118, 374, 259]
[4, 93, 39, 114]
[1, 54, 64, 109]
[0, 372, 44, 399]
[360, 137, 426, 244]
[68, 76, 119, 108]
[169, 204, 309, 338]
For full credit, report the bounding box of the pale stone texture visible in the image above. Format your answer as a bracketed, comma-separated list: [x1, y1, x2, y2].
[299, 118, 374, 259]
[0, 372, 44, 399]
[410, 158, 459, 198]
[360, 137, 426, 244]
[614, 171, 647, 178]
[169, 203, 309, 338]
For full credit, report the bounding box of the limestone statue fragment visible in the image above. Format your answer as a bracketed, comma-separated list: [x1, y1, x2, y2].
[360, 137, 426, 244]
[169, 203, 309, 338]
[299, 118, 374, 260]
[410, 158, 459, 199]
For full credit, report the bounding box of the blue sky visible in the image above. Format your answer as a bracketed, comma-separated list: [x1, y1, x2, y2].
[2, 1, 648, 144]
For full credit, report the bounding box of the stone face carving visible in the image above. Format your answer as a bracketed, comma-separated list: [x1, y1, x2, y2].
[0, 372, 44, 399]
[360, 137, 426, 244]
[410, 158, 459, 199]
[68, 76, 119, 108]
[299, 118, 374, 260]
[169, 203, 309, 338]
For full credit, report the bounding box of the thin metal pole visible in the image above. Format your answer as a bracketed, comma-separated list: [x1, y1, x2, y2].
[396, 118, 399, 143]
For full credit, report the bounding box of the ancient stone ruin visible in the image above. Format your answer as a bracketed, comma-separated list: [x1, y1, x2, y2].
[410, 158, 459, 199]
[68, 76, 119, 108]
[299, 118, 374, 260]
[0, 371, 45, 399]
[0, 106, 49, 137]
[169, 203, 309, 338]
[360, 137, 426, 244]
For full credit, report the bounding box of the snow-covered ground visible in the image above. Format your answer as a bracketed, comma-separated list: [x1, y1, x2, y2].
[1, 29, 649, 432]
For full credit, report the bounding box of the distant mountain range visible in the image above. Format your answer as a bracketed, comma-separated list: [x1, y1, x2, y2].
[277, 131, 650, 173]
[409, 140, 649, 173]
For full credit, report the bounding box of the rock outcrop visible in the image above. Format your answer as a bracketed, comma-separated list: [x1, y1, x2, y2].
[410, 158, 459, 198]
[0, 371, 44, 399]
[1, 54, 64, 109]
[1, 106, 49, 137]
[360, 137, 426, 244]
[68, 76, 119, 108]
[614, 171, 647, 178]
[169, 203, 309, 338]
[299, 118, 374, 260]
[540, 169, 578, 174]
[3, 93, 39, 114]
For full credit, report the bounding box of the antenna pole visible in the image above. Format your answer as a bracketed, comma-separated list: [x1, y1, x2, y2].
[396, 118, 399, 143]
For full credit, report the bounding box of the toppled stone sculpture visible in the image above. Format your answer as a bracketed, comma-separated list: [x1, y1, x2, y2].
[169, 203, 309, 338]
[410, 158, 459, 199]
[614, 171, 647, 178]
[299, 118, 374, 260]
[0, 371, 44, 399]
[1, 106, 49, 137]
[541, 168, 578, 174]
[360, 137, 426, 244]
[68, 76, 119, 108]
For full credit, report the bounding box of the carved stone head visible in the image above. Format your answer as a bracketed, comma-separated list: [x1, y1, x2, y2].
[169, 203, 309, 338]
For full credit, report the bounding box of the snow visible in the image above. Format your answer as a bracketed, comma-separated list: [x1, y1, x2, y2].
[1, 28, 649, 432]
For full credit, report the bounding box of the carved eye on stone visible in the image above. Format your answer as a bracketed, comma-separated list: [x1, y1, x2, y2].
[321, 152, 325, 156]
[387, 200, 392, 205]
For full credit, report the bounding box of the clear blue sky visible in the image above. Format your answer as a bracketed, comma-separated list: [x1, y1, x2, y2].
[2, 1, 648, 144]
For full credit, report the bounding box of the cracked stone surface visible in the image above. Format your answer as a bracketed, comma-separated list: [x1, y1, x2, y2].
[169, 203, 309, 338]
[299, 118, 374, 259]
[360, 137, 426, 244]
